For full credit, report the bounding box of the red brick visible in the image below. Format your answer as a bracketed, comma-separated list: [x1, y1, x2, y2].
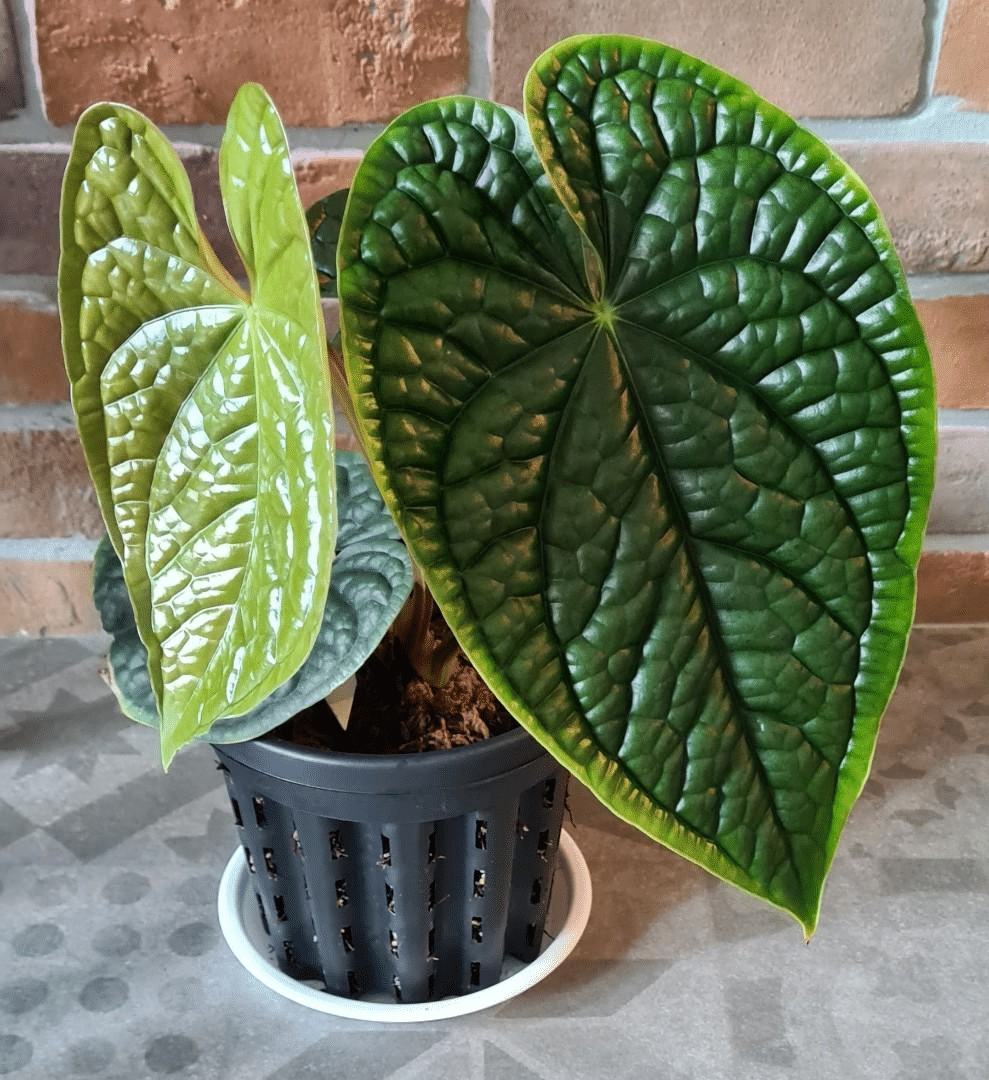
[0, 426, 104, 539]
[0, 148, 71, 277]
[0, 411, 366, 541]
[927, 427, 989, 535]
[3, 546, 984, 637]
[0, 146, 236, 278]
[916, 550, 989, 624]
[1, 146, 359, 278]
[839, 143, 989, 274]
[935, 0, 989, 110]
[491, 0, 925, 118]
[293, 154, 361, 215]
[915, 295, 989, 410]
[35, 0, 468, 127]
[0, 301, 68, 405]
[0, 556, 102, 635]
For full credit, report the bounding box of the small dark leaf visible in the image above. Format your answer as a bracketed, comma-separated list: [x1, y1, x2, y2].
[308, 188, 350, 299]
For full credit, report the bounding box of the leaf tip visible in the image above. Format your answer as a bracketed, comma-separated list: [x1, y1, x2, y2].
[793, 895, 820, 943]
[160, 738, 178, 772]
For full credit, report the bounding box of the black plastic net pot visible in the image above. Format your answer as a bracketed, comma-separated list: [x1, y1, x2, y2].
[213, 726, 568, 1004]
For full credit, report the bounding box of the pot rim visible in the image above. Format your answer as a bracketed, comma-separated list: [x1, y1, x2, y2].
[212, 723, 556, 794]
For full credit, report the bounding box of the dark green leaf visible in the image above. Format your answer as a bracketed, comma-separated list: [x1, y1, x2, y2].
[337, 35, 936, 933]
[308, 188, 350, 299]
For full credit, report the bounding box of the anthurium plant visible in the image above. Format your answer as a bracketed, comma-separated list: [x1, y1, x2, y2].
[59, 84, 412, 766]
[60, 35, 935, 938]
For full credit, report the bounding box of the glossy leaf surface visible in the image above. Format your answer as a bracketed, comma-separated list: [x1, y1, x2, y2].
[338, 35, 936, 932]
[308, 188, 349, 299]
[93, 452, 413, 741]
[60, 84, 335, 765]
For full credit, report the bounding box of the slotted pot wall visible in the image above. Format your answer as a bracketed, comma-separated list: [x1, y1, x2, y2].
[213, 726, 568, 1003]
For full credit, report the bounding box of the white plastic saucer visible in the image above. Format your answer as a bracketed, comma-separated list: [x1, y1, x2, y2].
[217, 830, 592, 1022]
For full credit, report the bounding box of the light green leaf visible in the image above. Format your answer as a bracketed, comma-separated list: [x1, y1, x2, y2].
[93, 452, 413, 741]
[61, 84, 335, 766]
[337, 35, 936, 933]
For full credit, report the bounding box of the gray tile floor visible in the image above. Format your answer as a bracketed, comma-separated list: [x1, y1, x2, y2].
[0, 627, 987, 1079]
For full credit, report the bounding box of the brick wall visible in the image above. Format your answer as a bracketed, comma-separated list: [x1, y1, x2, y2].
[1, 0, 987, 632]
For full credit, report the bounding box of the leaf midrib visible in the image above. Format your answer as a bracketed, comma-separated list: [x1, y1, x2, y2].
[605, 325, 806, 904]
[144, 310, 264, 731]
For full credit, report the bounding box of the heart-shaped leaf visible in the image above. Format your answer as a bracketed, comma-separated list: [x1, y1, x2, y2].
[337, 35, 936, 933]
[60, 84, 335, 765]
[93, 452, 413, 741]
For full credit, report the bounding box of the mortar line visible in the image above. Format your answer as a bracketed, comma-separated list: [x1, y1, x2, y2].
[466, 0, 492, 100]
[908, 274, 989, 299]
[0, 403, 75, 431]
[7, 0, 45, 123]
[922, 533, 989, 552]
[2, 534, 984, 559]
[916, 0, 951, 110]
[0, 536, 101, 559]
[938, 409, 989, 428]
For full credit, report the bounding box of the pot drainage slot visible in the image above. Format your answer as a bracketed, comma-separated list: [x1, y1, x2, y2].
[542, 776, 557, 808]
[273, 895, 287, 922]
[340, 926, 354, 953]
[335, 879, 348, 908]
[263, 848, 277, 878]
[392, 976, 402, 1002]
[378, 835, 391, 867]
[475, 820, 487, 850]
[530, 877, 542, 904]
[536, 829, 550, 860]
[525, 922, 539, 947]
[329, 830, 346, 859]
[389, 930, 399, 958]
[385, 882, 395, 914]
[473, 869, 485, 898]
[254, 892, 269, 936]
[427, 831, 437, 863]
[471, 916, 483, 943]
[347, 971, 360, 997]
[252, 797, 266, 828]
[230, 798, 243, 827]
[243, 846, 256, 874]
[470, 961, 481, 987]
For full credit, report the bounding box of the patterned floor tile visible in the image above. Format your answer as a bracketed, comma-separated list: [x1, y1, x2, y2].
[264, 1031, 447, 1079]
[0, 627, 984, 1079]
[0, 639, 92, 699]
[483, 1042, 544, 1080]
[43, 744, 223, 861]
[496, 959, 671, 1018]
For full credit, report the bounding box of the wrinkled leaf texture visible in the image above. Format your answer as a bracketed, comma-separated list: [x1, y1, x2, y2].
[337, 35, 936, 933]
[59, 84, 336, 765]
[92, 452, 412, 742]
[308, 187, 349, 299]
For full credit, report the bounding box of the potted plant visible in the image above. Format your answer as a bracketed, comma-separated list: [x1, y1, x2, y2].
[60, 79, 572, 1011]
[58, 32, 936, 1007]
